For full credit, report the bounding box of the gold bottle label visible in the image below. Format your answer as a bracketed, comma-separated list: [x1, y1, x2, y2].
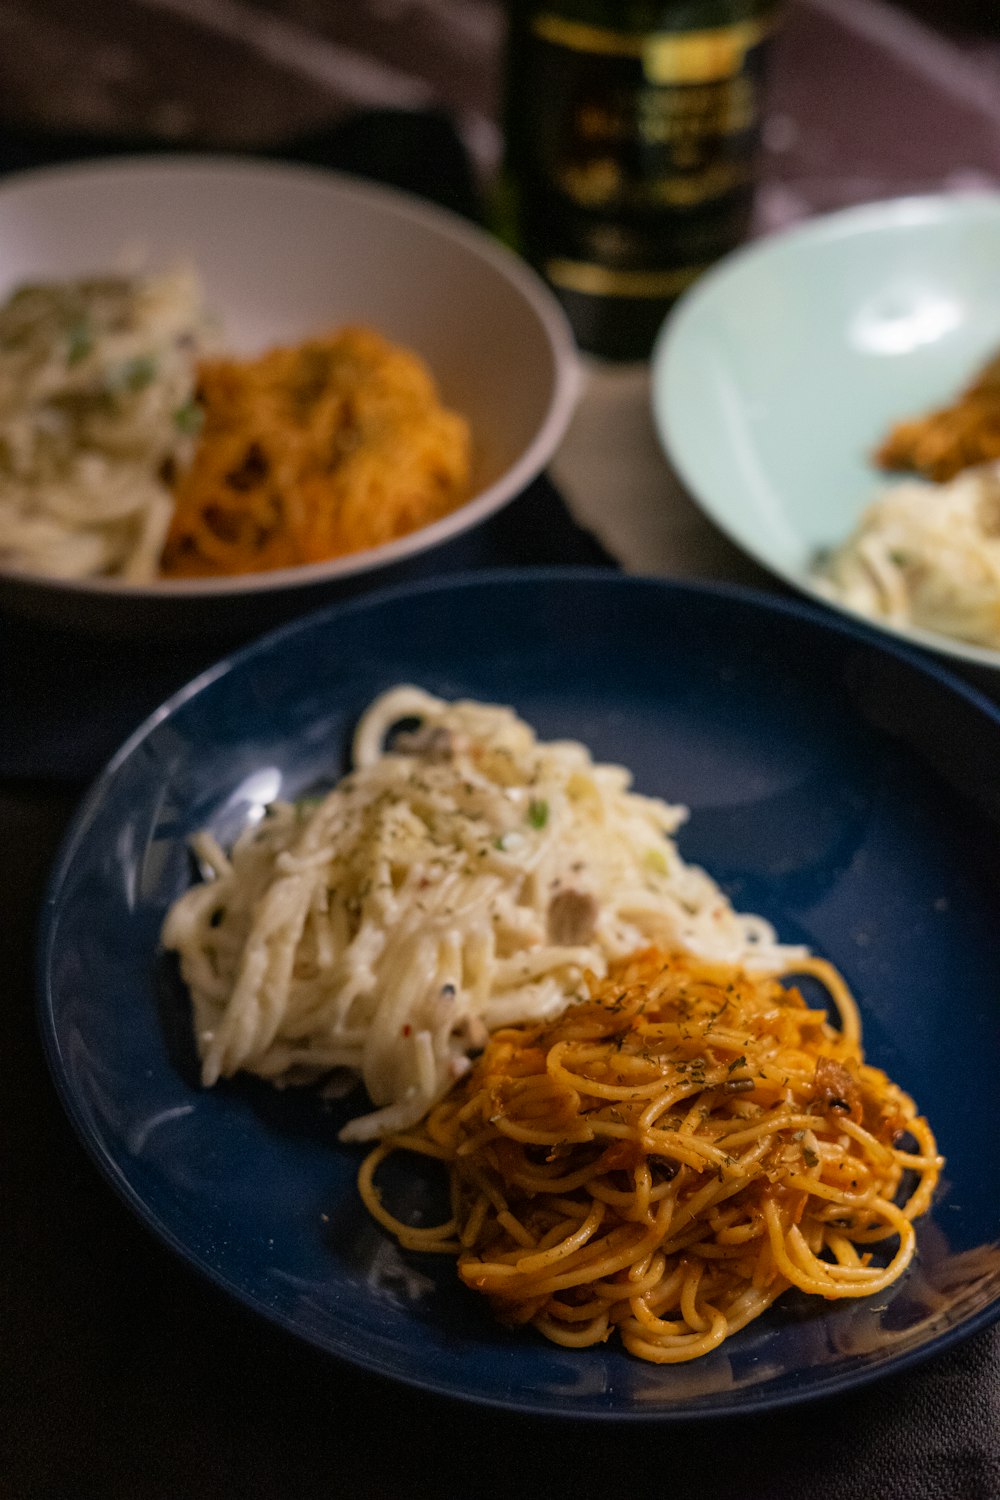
[544, 258, 704, 299]
[507, 7, 775, 353]
[532, 14, 773, 85]
[527, 10, 771, 214]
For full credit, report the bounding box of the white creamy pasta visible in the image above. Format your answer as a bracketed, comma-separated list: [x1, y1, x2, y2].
[814, 465, 1000, 649]
[0, 268, 213, 581]
[162, 686, 805, 1141]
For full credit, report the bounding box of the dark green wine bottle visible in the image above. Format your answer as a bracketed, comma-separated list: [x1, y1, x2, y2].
[498, 0, 778, 360]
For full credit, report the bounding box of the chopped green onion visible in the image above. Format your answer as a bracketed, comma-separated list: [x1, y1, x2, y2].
[527, 798, 549, 829]
[66, 321, 92, 366]
[106, 354, 158, 394]
[125, 355, 158, 391]
[174, 398, 204, 435]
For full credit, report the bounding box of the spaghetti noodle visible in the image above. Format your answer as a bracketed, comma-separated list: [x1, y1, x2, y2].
[160, 325, 471, 576]
[361, 949, 941, 1363]
[0, 269, 212, 580]
[814, 465, 1000, 650]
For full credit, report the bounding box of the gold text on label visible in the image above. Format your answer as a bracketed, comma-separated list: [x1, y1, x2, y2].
[544, 259, 706, 299]
[557, 159, 751, 208]
[573, 77, 757, 149]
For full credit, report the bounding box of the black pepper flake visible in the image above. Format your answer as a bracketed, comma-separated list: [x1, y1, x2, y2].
[224, 441, 269, 492]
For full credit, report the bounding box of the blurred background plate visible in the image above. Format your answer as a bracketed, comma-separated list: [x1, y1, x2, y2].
[39, 569, 1000, 1419]
[0, 155, 579, 635]
[651, 192, 1000, 672]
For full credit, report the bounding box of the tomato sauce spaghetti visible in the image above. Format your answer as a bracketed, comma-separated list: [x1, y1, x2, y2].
[361, 950, 941, 1363]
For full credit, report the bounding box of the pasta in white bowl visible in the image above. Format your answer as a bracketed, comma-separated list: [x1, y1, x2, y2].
[0, 158, 579, 636]
[0, 269, 212, 581]
[813, 465, 1000, 650]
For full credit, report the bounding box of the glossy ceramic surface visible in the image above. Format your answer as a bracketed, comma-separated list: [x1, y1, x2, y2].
[0, 157, 579, 634]
[653, 193, 1000, 671]
[40, 570, 1000, 1418]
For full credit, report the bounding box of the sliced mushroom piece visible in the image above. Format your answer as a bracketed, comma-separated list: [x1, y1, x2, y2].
[547, 888, 598, 945]
[391, 723, 456, 762]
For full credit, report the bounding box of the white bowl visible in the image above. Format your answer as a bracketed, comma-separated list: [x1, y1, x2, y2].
[0, 155, 580, 635]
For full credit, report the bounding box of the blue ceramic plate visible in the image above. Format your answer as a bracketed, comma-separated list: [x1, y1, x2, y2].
[39, 570, 1000, 1420]
[652, 193, 1000, 672]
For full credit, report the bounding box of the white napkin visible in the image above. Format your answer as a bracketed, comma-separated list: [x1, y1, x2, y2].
[550, 357, 772, 586]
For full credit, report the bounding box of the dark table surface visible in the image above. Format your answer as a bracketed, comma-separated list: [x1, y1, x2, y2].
[4, 4, 1000, 1498]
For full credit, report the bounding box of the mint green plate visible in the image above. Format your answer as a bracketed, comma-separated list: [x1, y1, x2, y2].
[652, 194, 1000, 671]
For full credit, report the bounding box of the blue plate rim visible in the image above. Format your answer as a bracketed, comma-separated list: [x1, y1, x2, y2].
[36, 566, 1000, 1420]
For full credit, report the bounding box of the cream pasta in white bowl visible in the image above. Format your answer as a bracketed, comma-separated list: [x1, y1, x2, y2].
[0, 157, 578, 635]
[162, 685, 802, 1142]
[0, 269, 214, 582]
[814, 464, 1000, 650]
